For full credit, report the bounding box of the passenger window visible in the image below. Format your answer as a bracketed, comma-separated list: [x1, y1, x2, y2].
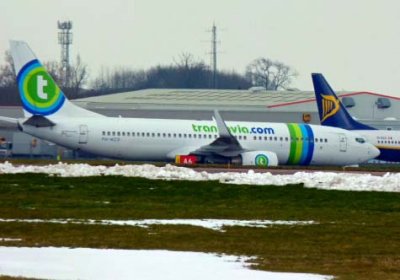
[184, 134, 187, 138]
[280, 137, 283, 141]
[253, 136, 257, 140]
[179, 134, 182, 138]
[142, 132, 145, 137]
[244, 136, 247, 140]
[285, 137, 288, 141]
[259, 136, 262, 140]
[168, 133, 171, 138]
[163, 133, 166, 137]
[112, 132, 116, 136]
[107, 131, 111, 136]
[102, 131, 105, 136]
[325, 139, 328, 143]
[173, 133, 177, 138]
[193, 134, 197, 138]
[117, 132, 121, 136]
[157, 133, 161, 137]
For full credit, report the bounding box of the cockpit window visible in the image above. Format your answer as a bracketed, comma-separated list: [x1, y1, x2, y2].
[355, 137, 366, 144]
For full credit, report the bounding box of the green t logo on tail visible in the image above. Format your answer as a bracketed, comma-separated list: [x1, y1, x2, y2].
[17, 59, 65, 115]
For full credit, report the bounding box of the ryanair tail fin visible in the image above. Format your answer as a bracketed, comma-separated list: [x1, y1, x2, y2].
[311, 73, 375, 130]
[9, 41, 100, 119]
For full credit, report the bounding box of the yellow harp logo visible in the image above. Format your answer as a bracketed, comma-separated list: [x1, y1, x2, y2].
[321, 94, 340, 122]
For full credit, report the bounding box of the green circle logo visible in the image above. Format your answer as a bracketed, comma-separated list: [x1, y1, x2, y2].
[25, 69, 60, 106]
[255, 154, 269, 167]
[18, 60, 65, 115]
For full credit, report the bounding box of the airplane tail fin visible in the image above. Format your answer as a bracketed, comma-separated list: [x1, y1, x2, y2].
[9, 40, 100, 119]
[311, 73, 374, 130]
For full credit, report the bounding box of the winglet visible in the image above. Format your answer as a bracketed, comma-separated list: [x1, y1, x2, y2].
[212, 110, 232, 137]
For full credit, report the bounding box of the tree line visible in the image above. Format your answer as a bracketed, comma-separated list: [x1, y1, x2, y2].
[0, 50, 298, 100]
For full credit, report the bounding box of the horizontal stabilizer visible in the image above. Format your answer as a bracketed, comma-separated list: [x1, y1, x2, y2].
[23, 115, 55, 127]
[0, 116, 19, 131]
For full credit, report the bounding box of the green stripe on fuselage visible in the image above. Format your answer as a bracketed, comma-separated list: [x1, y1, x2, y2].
[292, 124, 303, 164]
[287, 123, 305, 165]
[287, 124, 297, 164]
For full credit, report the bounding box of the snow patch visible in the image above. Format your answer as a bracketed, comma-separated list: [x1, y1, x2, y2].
[0, 238, 21, 242]
[0, 162, 399, 192]
[0, 219, 316, 232]
[0, 247, 333, 280]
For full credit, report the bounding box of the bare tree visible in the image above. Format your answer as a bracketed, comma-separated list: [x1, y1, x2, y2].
[43, 61, 63, 85]
[0, 51, 16, 87]
[91, 65, 147, 92]
[70, 54, 89, 96]
[246, 58, 297, 90]
[173, 52, 208, 88]
[173, 52, 197, 69]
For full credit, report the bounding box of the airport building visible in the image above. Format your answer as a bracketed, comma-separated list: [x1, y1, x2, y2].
[1, 88, 400, 158]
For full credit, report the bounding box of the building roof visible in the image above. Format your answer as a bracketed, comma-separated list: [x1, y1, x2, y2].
[74, 88, 400, 112]
[268, 91, 400, 109]
[75, 88, 319, 109]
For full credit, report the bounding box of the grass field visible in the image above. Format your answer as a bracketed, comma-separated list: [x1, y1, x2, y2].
[0, 173, 399, 279]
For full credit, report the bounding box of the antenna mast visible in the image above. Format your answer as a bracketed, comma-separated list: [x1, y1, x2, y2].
[57, 20, 73, 86]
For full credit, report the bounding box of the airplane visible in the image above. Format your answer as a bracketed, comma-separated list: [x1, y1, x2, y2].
[312, 73, 400, 162]
[0, 41, 380, 167]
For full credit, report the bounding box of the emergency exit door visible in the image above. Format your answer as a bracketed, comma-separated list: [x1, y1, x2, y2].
[339, 134, 347, 152]
[79, 125, 88, 144]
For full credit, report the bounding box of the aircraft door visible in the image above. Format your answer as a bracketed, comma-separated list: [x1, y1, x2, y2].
[339, 134, 347, 152]
[79, 125, 88, 144]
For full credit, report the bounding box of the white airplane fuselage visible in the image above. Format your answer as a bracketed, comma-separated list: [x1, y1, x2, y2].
[8, 41, 379, 167]
[21, 117, 378, 165]
[353, 130, 400, 162]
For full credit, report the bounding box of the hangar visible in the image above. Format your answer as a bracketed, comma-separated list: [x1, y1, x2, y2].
[73, 88, 400, 129]
[1, 88, 400, 158]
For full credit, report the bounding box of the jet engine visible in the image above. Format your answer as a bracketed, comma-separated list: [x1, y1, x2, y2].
[234, 151, 278, 167]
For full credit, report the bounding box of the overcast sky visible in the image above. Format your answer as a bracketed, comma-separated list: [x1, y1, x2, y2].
[1, 0, 400, 95]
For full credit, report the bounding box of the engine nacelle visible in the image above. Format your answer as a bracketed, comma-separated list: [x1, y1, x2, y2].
[238, 151, 278, 167]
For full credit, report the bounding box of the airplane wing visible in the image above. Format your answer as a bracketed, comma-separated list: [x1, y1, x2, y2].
[0, 116, 19, 131]
[190, 110, 246, 158]
[182, 111, 278, 166]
